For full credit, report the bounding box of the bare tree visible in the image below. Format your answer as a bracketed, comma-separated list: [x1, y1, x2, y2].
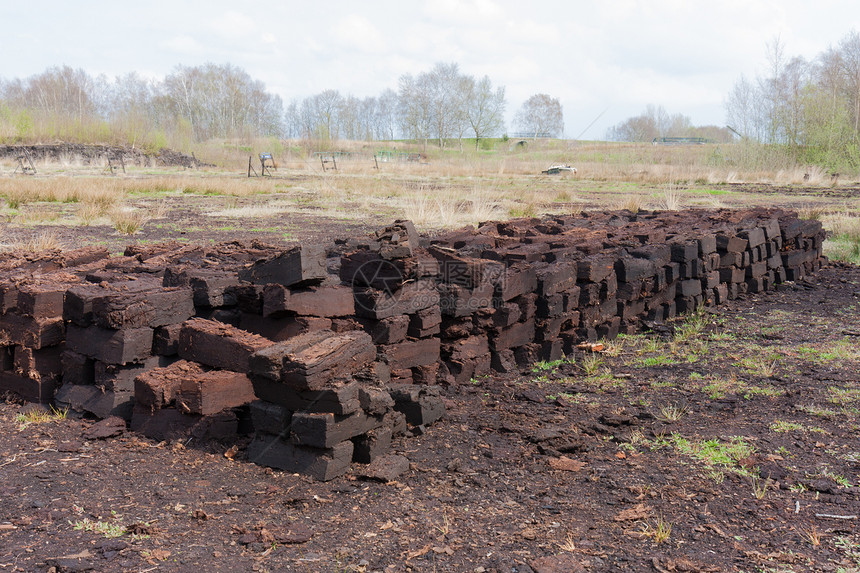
[838, 30, 860, 142]
[398, 73, 433, 150]
[284, 99, 301, 139]
[375, 88, 398, 140]
[464, 75, 506, 150]
[514, 94, 563, 138]
[162, 63, 284, 142]
[725, 74, 758, 139]
[427, 62, 465, 148]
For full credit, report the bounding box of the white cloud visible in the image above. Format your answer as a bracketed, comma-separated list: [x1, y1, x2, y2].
[208, 10, 257, 40]
[159, 35, 205, 56]
[330, 15, 387, 53]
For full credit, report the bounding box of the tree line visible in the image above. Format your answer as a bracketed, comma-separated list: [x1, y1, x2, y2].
[725, 30, 860, 170]
[0, 61, 560, 151]
[606, 104, 733, 143]
[0, 63, 284, 149]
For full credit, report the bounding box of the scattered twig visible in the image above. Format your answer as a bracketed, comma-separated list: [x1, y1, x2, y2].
[815, 513, 858, 520]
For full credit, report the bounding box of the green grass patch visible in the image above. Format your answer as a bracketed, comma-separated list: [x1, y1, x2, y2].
[770, 420, 805, 432]
[16, 405, 68, 428]
[651, 433, 756, 476]
[636, 354, 681, 367]
[71, 517, 126, 538]
[531, 357, 572, 373]
[827, 385, 860, 406]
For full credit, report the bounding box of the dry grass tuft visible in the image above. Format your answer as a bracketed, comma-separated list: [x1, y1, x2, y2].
[205, 200, 294, 218]
[0, 230, 64, 253]
[616, 194, 645, 213]
[659, 186, 683, 211]
[402, 186, 505, 229]
[15, 204, 62, 225]
[110, 207, 149, 235]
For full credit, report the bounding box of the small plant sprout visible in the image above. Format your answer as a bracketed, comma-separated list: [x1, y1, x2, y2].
[706, 468, 726, 484]
[434, 514, 451, 536]
[657, 402, 687, 422]
[796, 524, 822, 546]
[558, 533, 577, 552]
[580, 353, 604, 377]
[752, 476, 773, 500]
[640, 515, 672, 544]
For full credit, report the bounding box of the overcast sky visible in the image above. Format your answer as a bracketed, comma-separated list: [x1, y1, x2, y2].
[5, 1, 859, 139]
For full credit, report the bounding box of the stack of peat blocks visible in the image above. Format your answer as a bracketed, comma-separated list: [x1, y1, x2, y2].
[0, 208, 827, 480]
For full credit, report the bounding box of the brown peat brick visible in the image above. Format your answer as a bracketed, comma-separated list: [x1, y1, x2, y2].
[153, 324, 182, 356]
[66, 324, 153, 365]
[178, 317, 274, 372]
[495, 263, 538, 301]
[0, 283, 19, 313]
[490, 318, 535, 350]
[95, 356, 169, 393]
[134, 360, 200, 411]
[249, 399, 292, 436]
[359, 315, 410, 345]
[407, 306, 442, 338]
[437, 282, 493, 318]
[61, 350, 95, 385]
[353, 280, 440, 320]
[536, 261, 578, 296]
[614, 256, 657, 283]
[716, 234, 748, 253]
[247, 435, 354, 481]
[239, 313, 332, 343]
[262, 284, 355, 318]
[352, 425, 393, 464]
[442, 335, 489, 362]
[13, 345, 63, 383]
[92, 287, 194, 329]
[388, 384, 445, 426]
[249, 330, 376, 390]
[64, 279, 162, 327]
[577, 256, 615, 282]
[163, 268, 238, 308]
[428, 246, 504, 289]
[130, 405, 239, 442]
[250, 377, 362, 415]
[55, 384, 135, 420]
[378, 337, 441, 371]
[0, 371, 57, 403]
[0, 314, 64, 350]
[176, 369, 256, 415]
[291, 410, 384, 449]
[238, 244, 327, 286]
[17, 283, 66, 319]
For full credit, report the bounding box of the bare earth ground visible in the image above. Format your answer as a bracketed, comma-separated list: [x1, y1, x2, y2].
[0, 166, 859, 572]
[0, 234, 857, 571]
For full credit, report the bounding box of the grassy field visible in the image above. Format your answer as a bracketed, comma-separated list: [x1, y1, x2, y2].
[0, 139, 858, 263]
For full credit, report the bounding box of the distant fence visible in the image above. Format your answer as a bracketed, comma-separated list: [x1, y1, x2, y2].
[652, 137, 712, 145]
[312, 151, 422, 163]
[509, 132, 553, 139]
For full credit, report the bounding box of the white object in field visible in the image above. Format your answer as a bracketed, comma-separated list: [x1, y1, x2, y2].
[542, 164, 577, 175]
